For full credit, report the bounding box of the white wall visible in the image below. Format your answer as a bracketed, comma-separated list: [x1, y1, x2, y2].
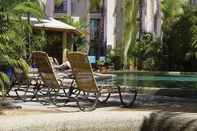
[145, 0, 154, 33]
[192, 0, 197, 4]
[45, 0, 54, 17]
[142, 0, 161, 38]
[106, 0, 116, 49]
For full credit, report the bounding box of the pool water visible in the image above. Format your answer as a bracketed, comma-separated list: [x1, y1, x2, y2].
[112, 72, 197, 89]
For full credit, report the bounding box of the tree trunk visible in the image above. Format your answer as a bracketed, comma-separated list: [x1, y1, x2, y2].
[123, 0, 138, 69]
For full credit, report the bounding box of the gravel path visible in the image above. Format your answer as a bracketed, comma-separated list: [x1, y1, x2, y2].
[1, 94, 197, 130]
[0, 110, 150, 131]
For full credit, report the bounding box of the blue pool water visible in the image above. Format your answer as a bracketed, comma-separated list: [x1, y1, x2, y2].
[112, 72, 197, 89]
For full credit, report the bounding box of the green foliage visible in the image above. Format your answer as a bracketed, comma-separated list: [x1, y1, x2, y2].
[54, 0, 64, 7]
[61, 16, 87, 50]
[62, 15, 87, 36]
[132, 33, 161, 70]
[0, 0, 43, 93]
[0, 72, 10, 97]
[96, 59, 105, 66]
[0, 0, 44, 59]
[122, 0, 139, 69]
[143, 58, 156, 70]
[162, 5, 197, 71]
[96, 48, 113, 66]
[89, 0, 101, 12]
[0, 19, 30, 58]
[104, 47, 114, 66]
[161, 0, 187, 18]
[31, 30, 46, 51]
[12, 1, 43, 17]
[13, 58, 30, 79]
[162, 0, 188, 37]
[96, 56, 112, 67]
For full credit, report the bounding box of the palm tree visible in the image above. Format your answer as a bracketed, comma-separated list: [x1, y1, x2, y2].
[161, 0, 188, 70]
[161, 0, 187, 18]
[122, 0, 139, 69]
[0, 0, 43, 105]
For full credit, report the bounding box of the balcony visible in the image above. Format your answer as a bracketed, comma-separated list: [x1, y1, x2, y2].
[55, 3, 67, 13]
[54, 0, 69, 18]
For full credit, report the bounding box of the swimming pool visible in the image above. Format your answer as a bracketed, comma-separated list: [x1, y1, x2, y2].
[112, 71, 197, 89]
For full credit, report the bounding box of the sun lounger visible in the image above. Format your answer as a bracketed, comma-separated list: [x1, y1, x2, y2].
[30, 51, 74, 105]
[68, 52, 138, 111]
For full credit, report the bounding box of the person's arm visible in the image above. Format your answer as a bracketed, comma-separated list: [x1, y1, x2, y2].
[94, 72, 115, 80]
[54, 61, 71, 70]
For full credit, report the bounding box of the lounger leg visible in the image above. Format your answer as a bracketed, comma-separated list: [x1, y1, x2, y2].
[48, 87, 60, 105]
[63, 87, 74, 104]
[49, 87, 73, 107]
[30, 82, 42, 101]
[15, 80, 32, 101]
[117, 86, 137, 107]
[98, 92, 111, 103]
[76, 91, 99, 111]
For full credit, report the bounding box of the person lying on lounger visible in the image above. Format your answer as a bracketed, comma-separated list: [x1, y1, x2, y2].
[54, 60, 71, 70]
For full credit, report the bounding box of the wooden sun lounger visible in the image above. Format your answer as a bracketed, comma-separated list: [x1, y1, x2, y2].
[68, 52, 138, 111]
[28, 51, 75, 105]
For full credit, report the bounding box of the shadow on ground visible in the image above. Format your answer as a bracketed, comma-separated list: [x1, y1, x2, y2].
[140, 111, 197, 131]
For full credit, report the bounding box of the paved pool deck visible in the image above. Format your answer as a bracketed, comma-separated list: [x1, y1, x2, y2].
[1, 94, 197, 131]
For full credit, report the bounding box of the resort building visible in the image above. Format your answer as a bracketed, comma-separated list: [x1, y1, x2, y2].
[44, 0, 162, 58]
[191, 0, 197, 4]
[140, 0, 162, 38]
[53, 0, 118, 57]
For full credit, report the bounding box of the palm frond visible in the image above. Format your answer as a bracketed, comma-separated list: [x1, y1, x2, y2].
[122, 0, 139, 68]
[12, 1, 43, 17]
[90, 0, 101, 11]
[0, 72, 10, 96]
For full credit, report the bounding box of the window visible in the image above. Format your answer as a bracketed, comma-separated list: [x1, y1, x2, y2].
[90, 19, 100, 40]
[55, 0, 67, 13]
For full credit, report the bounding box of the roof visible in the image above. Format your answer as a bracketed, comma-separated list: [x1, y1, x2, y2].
[24, 17, 80, 34]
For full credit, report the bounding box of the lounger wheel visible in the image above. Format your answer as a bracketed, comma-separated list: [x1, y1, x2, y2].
[117, 86, 138, 107]
[76, 91, 99, 111]
[98, 92, 111, 103]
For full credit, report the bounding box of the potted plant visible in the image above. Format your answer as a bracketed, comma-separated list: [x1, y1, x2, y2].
[0, 55, 29, 107]
[96, 56, 113, 73]
[96, 59, 107, 73]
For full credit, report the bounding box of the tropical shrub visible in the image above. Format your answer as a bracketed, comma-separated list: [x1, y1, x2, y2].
[31, 30, 46, 51]
[0, 0, 43, 97]
[122, 0, 139, 69]
[61, 16, 88, 51]
[0, 72, 10, 98]
[110, 47, 124, 70]
[132, 33, 161, 70]
[162, 5, 197, 71]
